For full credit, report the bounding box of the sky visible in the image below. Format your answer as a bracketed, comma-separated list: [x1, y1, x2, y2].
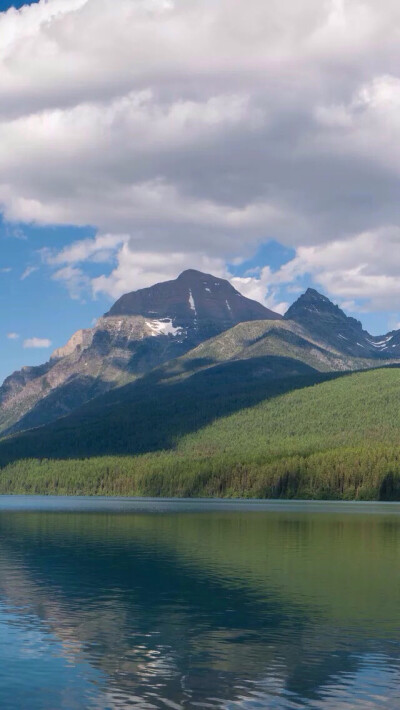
[1, 0, 400, 383]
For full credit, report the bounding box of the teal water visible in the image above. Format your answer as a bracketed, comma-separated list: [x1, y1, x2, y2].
[0, 497, 399, 708]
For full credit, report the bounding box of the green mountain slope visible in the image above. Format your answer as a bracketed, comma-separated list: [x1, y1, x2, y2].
[7, 317, 384, 439]
[160, 319, 380, 382]
[0, 355, 327, 462]
[1, 365, 400, 500]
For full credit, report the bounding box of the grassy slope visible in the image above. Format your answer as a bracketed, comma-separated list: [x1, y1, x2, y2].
[159, 319, 379, 380]
[1, 366, 400, 499]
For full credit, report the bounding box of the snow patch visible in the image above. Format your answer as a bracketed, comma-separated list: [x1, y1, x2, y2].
[146, 319, 183, 337]
[205, 287, 211, 293]
[338, 334, 348, 340]
[226, 299, 232, 314]
[366, 335, 393, 349]
[188, 289, 197, 315]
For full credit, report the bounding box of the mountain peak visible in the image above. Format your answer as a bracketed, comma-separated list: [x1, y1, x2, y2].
[285, 287, 359, 323]
[177, 269, 215, 280]
[304, 287, 330, 300]
[284, 288, 388, 357]
[106, 269, 281, 334]
[290, 287, 340, 310]
[176, 268, 233, 289]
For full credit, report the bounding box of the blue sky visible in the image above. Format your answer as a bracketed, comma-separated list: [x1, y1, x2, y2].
[1, 0, 400, 384]
[0, 219, 112, 382]
[0, 0, 37, 8]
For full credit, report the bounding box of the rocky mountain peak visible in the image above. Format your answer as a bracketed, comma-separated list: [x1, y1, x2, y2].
[284, 287, 400, 358]
[286, 288, 361, 326]
[106, 269, 281, 338]
[286, 288, 363, 327]
[176, 269, 215, 282]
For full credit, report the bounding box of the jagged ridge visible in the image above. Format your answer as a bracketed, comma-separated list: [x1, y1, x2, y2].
[285, 288, 400, 358]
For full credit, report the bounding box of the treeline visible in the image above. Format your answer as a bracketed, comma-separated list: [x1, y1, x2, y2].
[0, 444, 400, 499]
[0, 365, 400, 499]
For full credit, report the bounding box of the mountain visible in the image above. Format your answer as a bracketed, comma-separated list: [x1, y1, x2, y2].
[0, 308, 393, 469]
[1, 271, 400, 499]
[107, 268, 280, 334]
[2, 270, 400, 440]
[285, 288, 400, 358]
[0, 269, 280, 435]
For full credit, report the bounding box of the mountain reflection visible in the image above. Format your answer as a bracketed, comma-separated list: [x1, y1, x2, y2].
[0, 505, 399, 708]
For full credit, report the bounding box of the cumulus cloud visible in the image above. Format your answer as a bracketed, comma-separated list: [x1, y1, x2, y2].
[7, 332, 19, 340]
[231, 271, 289, 316]
[43, 233, 129, 266]
[91, 247, 229, 299]
[46, 231, 288, 310]
[267, 227, 400, 311]
[23, 337, 52, 349]
[1, 0, 400, 309]
[51, 265, 91, 301]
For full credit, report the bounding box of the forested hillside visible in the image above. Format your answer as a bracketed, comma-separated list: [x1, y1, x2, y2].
[1, 365, 400, 500]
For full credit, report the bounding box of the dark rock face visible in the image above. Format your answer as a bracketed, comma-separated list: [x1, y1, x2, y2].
[285, 288, 400, 358]
[107, 269, 281, 340]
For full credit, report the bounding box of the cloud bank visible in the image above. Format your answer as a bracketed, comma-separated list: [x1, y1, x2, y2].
[1, 0, 400, 310]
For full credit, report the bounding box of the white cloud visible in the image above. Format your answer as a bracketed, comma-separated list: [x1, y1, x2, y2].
[51, 265, 91, 301]
[1, 0, 400, 310]
[47, 230, 288, 310]
[7, 332, 19, 340]
[44, 233, 129, 266]
[231, 270, 289, 315]
[23, 337, 52, 349]
[91, 247, 228, 299]
[21, 265, 38, 280]
[266, 227, 400, 311]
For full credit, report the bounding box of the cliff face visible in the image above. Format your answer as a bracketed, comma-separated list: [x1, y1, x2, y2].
[0, 270, 281, 435]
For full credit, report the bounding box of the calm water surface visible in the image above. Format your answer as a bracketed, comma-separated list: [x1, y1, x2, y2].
[0, 496, 399, 709]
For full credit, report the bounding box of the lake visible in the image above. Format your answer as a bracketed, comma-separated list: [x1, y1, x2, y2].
[0, 497, 399, 709]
